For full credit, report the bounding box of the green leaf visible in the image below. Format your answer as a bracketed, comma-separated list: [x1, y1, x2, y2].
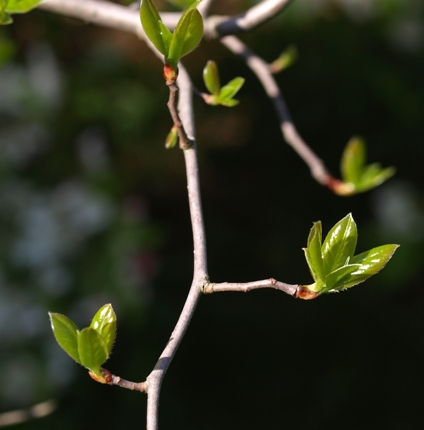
[0, 0, 12, 24]
[270, 44, 298, 73]
[167, 1, 203, 69]
[78, 327, 109, 374]
[49, 313, 81, 364]
[218, 77, 245, 101]
[5, 0, 42, 13]
[303, 221, 325, 282]
[338, 137, 395, 195]
[321, 213, 357, 274]
[90, 304, 117, 357]
[203, 60, 220, 96]
[218, 98, 239, 107]
[341, 137, 365, 184]
[140, 0, 171, 55]
[323, 264, 361, 292]
[167, 0, 196, 8]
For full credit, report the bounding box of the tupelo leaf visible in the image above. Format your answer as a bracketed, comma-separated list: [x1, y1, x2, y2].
[218, 77, 245, 101]
[167, 2, 203, 69]
[321, 213, 357, 275]
[90, 304, 117, 357]
[78, 327, 109, 375]
[49, 312, 81, 364]
[303, 221, 325, 282]
[203, 60, 220, 96]
[341, 137, 365, 184]
[140, 0, 171, 55]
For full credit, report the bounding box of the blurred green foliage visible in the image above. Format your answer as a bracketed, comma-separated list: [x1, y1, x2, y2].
[0, 0, 423, 429]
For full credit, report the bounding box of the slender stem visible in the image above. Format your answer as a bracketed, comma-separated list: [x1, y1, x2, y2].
[145, 65, 208, 430]
[206, 0, 294, 38]
[167, 82, 194, 149]
[204, 278, 298, 295]
[220, 35, 334, 186]
[110, 375, 147, 392]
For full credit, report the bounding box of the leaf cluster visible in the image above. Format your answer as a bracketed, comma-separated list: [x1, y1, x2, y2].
[140, 0, 203, 72]
[49, 304, 117, 383]
[202, 60, 245, 107]
[335, 137, 395, 195]
[303, 214, 398, 295]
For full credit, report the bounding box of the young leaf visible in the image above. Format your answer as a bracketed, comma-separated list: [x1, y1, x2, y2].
[303, 221, 325, 282]
[167, 3, 203, 69]
[140, 0, 171, 56]
[218, 77, 245, 101]
[90, 304, 117, 357]
[0, 0, 12, 24]
[49, 312, 81, 364]
[203, 60, 220, 96]
[341, 137, 364, 184]
[5, 0, 42, 13]
[338, 137, 395, 195]
[78, 327, 109, 374]
[321, 213, 357, 275]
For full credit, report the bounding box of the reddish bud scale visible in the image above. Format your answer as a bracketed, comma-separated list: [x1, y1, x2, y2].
[294, 286, 319, 300]
[89, 368, 113, 384]
[163, 64, 178, 85]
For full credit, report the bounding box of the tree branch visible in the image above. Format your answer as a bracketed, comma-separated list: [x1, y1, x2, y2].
[220, 35, 335, 186]
[38, 0, 294, 40]
[204, 278, 298, 295]
[205, 0, 294, 38]
[145, 65, 208, 430]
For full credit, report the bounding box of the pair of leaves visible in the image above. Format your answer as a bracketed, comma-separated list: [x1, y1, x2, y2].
[202, 60, 245, 107]
[303, 214, 398, 295]
[49, 304, 117, 382]
[0, 0, 42, 25]
[334, 137, 395, 195]
[140, 0, 203, 72]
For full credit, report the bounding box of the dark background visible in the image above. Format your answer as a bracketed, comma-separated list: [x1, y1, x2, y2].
[1, 0, 424, 428]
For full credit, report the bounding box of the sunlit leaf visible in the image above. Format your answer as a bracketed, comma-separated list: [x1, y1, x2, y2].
[140, 0, 171, 55]
[303, 221, 325, 282]
[203, 60, 220, 96]
[218, 77, 245, 101]
[218, 98, 239, 107]
[5, 0, 42, 13]
[167, 1, 203, 69]
[321, 213, 357, 274]
[270, 44, 298, 73]
[90, 304, 117, 357]
[0, 0, 12, 25]
[49, 312, 81, 364]
[78, 327, 109, 374]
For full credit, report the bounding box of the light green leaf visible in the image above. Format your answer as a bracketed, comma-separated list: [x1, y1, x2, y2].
[323, 264, 361, 292]
[303, 221, 325, 282]
[0, 0, 12, 24]
[90, 304, 117, 357]
[78, 327, 109, 373]
[49, 312, 81, 364]
[356, 164, 396, 193]
[321, 213, 357, 274]
[140, 0, 171, 55]
[341, 137, 365, 184]
[5, 0, 42, 13]
[203, 60, 220, 96]
[167, 2, 203, 69]
[218, 98, 239, 107]
[218, 77, 245, 101]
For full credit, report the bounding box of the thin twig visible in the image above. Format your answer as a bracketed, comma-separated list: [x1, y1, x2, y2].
[145, 65, 208, 430]
[204, 278, 297, 295]
[167, 82, 194, 149]
[220, 35, 334, 186]
[205, 0, 294, 38]
[110, 375, 147, 392]
[204, 279, 319, 300]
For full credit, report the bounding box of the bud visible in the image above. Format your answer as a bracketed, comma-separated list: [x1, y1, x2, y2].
[163, 64, 178, 85]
